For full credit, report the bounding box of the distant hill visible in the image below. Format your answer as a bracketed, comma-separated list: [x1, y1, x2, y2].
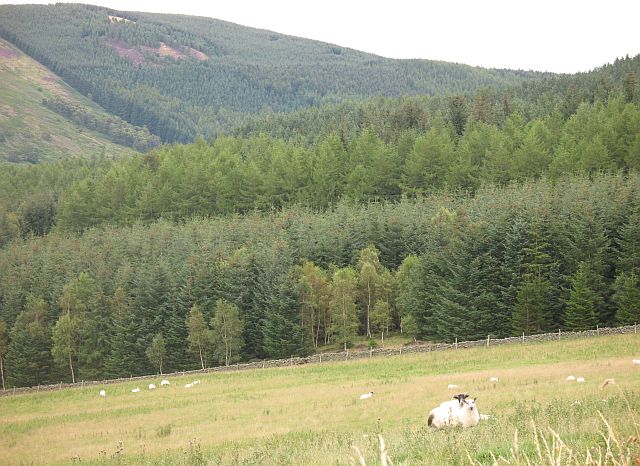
[0, 38, 141, 163]
[0, 3, 545, 143]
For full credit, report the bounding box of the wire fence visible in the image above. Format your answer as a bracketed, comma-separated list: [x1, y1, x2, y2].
[2, 323, 638, 397]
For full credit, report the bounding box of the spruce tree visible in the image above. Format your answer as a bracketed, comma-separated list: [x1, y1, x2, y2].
[613, 272, 640, 325]
[263, 277, 309, 359]
[564, 262, 601, 331]
[5, 297, 55, 387]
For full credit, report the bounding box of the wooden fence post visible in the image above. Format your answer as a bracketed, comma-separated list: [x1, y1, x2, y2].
[455, 338, 458, 349]
[522, 332, 525, 343]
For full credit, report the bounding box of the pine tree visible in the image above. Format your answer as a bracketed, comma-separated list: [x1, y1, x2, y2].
[5, 297, 56, 387]
[104, 287, 147, 378]
[263, 277, 309, 359]
[564, 262, 601, 331]
[613, 272, 640, 325]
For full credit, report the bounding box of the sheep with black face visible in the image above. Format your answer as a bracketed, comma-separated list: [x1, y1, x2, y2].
[427, 393, 480, 429]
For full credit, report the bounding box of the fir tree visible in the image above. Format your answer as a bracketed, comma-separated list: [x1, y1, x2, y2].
[564, 262, 601, 331]
[613, 272, 640, 325]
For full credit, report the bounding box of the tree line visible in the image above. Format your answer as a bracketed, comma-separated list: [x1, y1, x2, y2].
[0, 96, 636, 239]
[0, 174, 638, 387]
[42, 96, 161, 152]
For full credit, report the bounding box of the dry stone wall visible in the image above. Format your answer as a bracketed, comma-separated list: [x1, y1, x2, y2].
[2, 324, 638, 397]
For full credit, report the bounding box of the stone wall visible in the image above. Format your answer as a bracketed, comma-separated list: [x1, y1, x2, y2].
[2, 324, 637, 397]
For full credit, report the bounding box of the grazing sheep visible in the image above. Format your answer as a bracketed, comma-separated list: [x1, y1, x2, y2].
[160, 379, 170, 386]
[566, 375, 576, 381]
[447, 384, 458, 389]
[576, 377, 585, 383]
[99, 389, 106, 397]
[428, 394, 479, 429]
[131, 387, 140, 393]
[633, 359, 640, 366]
[490, 377, 499, 383]
[359, 391, 374, 400]
[148, 383, 156, 390]
[184, 383, 193, 388]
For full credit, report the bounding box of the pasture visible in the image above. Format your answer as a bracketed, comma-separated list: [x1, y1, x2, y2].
[1, 333, 639, 465]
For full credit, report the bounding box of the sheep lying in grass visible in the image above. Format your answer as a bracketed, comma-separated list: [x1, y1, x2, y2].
[131, 387, 140, 393]
[632, 359, 640, 366]
[148, 383, 156, 390]
[160, 379, 170, 386]
[428, 393, 480, 429]
[99, 389, 106, 397]
[359, 391, 374, 400]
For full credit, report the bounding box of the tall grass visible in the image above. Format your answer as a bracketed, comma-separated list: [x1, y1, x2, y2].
[0, 333, 639, 465]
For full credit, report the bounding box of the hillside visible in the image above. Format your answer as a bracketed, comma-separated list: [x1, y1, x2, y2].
[0, 38, 138, 163]
[0, 3, 544, 143]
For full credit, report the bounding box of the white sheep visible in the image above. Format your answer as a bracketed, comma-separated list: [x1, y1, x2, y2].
[566, 375, 576, 381]
[447, 384, 458, 389]
[184, 383, 193, 388]
[160, 379, 170, 386]
[428, 394, 480, 429]
[148, 383, 156, 390]
[576, 377, 585, 383]
[99, 389, 106, 397]
[359, 391, 374, 400]
[192, 380, 201, 385]
[490, 377, 499, 383]
[131, 387, 140, 393]
[632, 359, 640, 366]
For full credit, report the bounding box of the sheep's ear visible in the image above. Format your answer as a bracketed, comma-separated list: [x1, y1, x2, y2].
[473, 397, 477, 402]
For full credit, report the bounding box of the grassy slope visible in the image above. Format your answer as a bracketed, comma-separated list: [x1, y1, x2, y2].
[1, 333, 639, 465]
[0, 38, 135, 163]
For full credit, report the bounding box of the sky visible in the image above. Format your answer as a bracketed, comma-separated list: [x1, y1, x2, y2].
[2, 0, 639, 73]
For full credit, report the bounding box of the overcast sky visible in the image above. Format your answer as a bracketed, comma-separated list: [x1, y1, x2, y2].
[2, 0, 639, 73]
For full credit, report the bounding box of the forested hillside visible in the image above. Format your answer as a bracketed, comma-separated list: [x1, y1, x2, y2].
[236, 54, 640, 145]
[1, 95, 638, 239]
[0, 174, 639, 387]
[0, 3, 639, 390]
[0, 38, 142, 163]
[0, 3, 541, 143]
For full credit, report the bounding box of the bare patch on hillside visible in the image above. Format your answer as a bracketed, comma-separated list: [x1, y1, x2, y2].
[0, 46, 20, 59]
[108, 15, 135, 24]
[104, 38, 208, 66]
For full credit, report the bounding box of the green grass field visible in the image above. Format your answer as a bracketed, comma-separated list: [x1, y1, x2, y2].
[0, 38, 134, 163]
[1, 333, 639, 465]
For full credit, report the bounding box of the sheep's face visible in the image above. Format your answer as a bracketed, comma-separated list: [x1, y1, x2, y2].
[464, 398, 477, 412]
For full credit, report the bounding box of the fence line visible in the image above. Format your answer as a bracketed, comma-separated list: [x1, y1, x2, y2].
[2, 324, 638, 397]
